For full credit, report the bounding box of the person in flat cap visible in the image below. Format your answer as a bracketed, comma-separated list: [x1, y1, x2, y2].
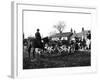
[35, 28, 41, 41]
[35, 28, 42, 48]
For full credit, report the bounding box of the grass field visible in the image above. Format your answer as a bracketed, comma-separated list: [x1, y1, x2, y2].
[23, 50, 91, 69]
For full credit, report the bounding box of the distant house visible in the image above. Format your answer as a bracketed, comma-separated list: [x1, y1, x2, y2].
[49, 32, 73, 41]
[70, 30, 91, 40]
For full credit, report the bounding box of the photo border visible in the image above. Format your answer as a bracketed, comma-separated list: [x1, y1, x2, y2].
[11, 1, 97, 78]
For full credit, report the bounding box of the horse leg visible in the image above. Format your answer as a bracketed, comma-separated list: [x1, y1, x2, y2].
[28, 50, 30, 58]
[33, 48, 35, 58]
[41, 43, 45, 51]
[28, 47, 31, 58]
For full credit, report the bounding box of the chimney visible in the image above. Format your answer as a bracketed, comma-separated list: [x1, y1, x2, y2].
[82, 27, 84, 32]
[70, 28, 73, 33]
[74, 30, 76, 33]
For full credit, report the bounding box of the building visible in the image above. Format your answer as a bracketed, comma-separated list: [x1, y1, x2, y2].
[49, 32, 73, 41]
[70, 30, 91, 40]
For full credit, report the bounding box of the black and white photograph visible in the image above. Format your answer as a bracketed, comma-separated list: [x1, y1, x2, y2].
[10, 1, 98, 78]
[23, 9, 91, 69]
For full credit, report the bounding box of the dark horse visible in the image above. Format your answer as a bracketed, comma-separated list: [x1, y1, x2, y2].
[27, 37, 49, 58]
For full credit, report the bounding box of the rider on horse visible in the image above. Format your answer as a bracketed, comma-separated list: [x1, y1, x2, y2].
[35, 28, 43, 48]
[32, 28, 42, 58]
[35, 29, 41, 42]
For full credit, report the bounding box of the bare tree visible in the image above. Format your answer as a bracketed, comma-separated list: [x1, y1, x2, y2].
[53, 21, 66, 39]
[54, 21, 66, 34]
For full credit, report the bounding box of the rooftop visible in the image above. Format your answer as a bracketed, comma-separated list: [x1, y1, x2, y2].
[50, 32, 73, 38]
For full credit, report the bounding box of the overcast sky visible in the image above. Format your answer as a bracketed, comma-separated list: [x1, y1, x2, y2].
[24, 11, 91, 38]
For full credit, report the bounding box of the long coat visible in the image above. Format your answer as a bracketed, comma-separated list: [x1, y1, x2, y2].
[32, 32, 43, 48]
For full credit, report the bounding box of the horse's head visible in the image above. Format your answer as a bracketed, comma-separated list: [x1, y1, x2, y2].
[42, 37, 49, 44]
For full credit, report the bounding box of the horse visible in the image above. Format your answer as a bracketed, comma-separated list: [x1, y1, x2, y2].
[27, 37, 49, 58]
